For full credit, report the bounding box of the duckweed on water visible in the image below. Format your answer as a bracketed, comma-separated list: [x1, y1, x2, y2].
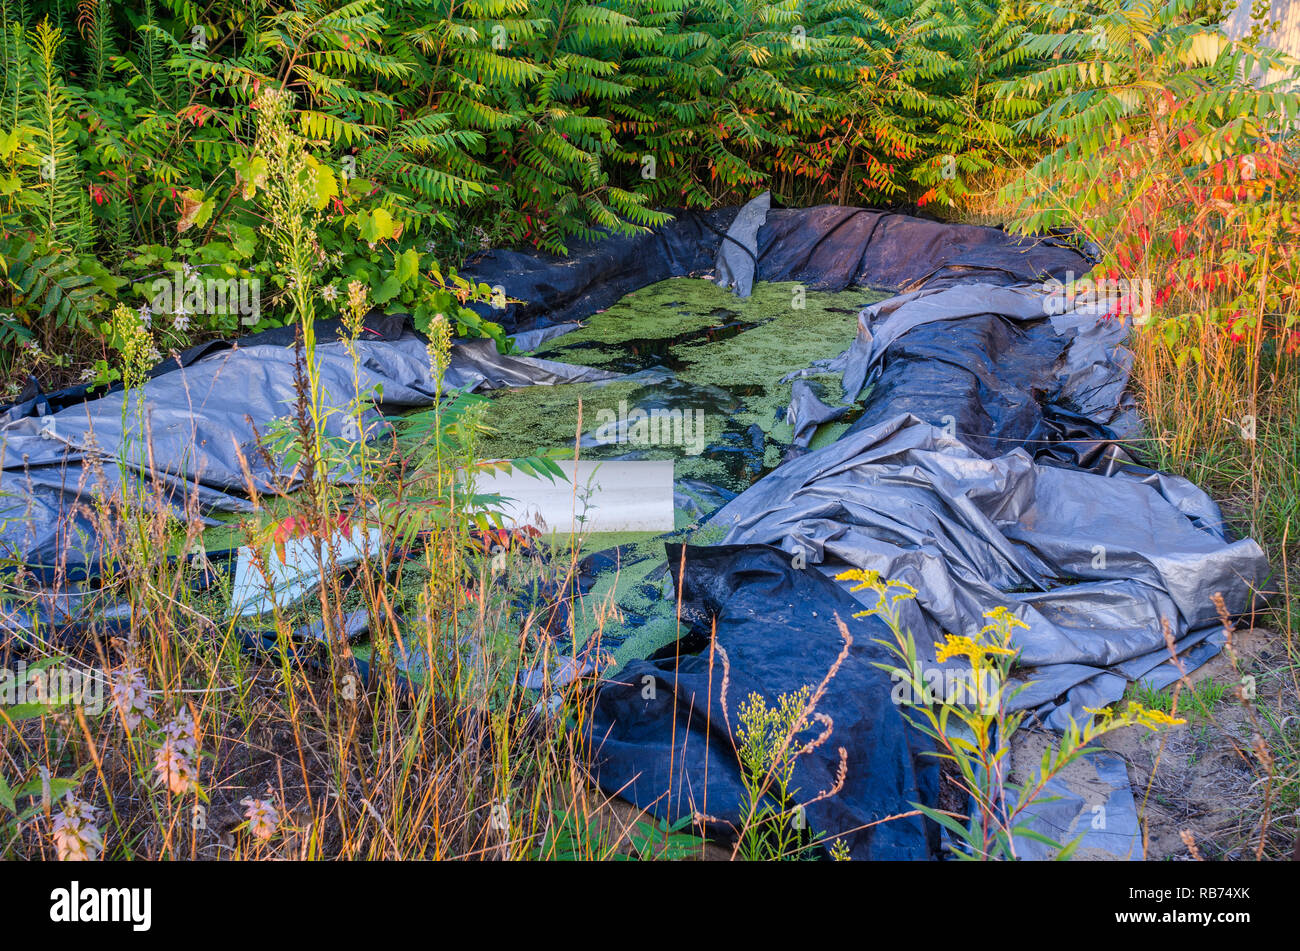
[463, 278, 889, 666]
[478, 277, 887, 491]
[468, 377, 649, 462]
[215, 278, 889, 674]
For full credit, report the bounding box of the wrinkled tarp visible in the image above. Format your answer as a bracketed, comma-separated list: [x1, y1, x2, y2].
[228, 525, 384, 617]
[0, 322, 617, 568]
[756, 206, 1088, 293]
[790, 283, 1141, 454]
[1014, 749, 1145, 860]
[713, 190, 770, 297]
[588, 544, 939, 860]
[704, 412, 1266, 731]
[784, 380, 848, 457]
[461, 208, 742, 332]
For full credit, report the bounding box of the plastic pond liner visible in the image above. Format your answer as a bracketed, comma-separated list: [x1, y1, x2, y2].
[472, 277, 892, 490]
[0, 197, 1271, 860]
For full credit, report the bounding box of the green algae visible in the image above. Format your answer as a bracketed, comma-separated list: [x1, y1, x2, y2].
[205, 277, 889, 678]
[196, 497, 294, 551]
[494, 277, 888, 491]
[566, 538, 680, 668]
[570, 529, 661, 558]
[469, 377, 649, 462]
[808, 419, 852, 451]
[467, 278, 889, 668]
[531, 280, 745, 360]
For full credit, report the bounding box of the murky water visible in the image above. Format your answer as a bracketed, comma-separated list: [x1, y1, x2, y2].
[477, 277, 887, 493]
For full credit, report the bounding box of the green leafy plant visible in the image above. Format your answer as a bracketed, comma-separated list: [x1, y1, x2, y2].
[0, 235, 102, 348]
[731, 685, 823, 860]
[838, 568, 1185, 860]
[531, 808, 704, 859]
[999, 0, 1300, 378]
[0, 0, 1078, 388]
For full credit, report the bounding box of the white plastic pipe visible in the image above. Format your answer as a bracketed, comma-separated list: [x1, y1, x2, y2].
[475, 459, 675, 533]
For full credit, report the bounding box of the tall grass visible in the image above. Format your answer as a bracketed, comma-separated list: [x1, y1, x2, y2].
[0, 331, 668, 859]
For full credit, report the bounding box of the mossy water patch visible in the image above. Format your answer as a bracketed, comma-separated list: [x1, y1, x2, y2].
[562, 533, 678, 668]
[466, 377, 651, 462]
[530, 279, 751, 368]
[490, 277, 889, 491]
[213, 279, 889, 678]
[460, 278, 890, 669]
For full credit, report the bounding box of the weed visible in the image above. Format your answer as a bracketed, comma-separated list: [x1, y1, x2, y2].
[839, 568, 1184, 860]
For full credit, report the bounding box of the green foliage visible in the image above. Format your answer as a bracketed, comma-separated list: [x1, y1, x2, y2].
[997, 0, 1300, 507]
[839, 568, 1186, 860]
[1131, 675, 1229, 720]
[733, 684, 823, 860]
[0, 236, 101, 346]
[999, 0, 1300, 241]
[530, 808, 704, 859]
[0, 0, 1126, 388]
[720, 615, 856, 860]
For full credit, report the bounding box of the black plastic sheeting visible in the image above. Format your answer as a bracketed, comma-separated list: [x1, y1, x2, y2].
[756, 205, 1088, 293]
[802, 284, 1141, 457]
[461, 201, 1088, 332]
[590, 544, 938, 860]
[0, 199, 1269, 861]
[703, 413, 1266, 726]
[0, 316, 617, 570]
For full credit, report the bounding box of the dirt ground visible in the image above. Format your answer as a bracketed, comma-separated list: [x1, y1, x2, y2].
[1007, 627, 1295, 861]
[1100, 627, 1292, 860]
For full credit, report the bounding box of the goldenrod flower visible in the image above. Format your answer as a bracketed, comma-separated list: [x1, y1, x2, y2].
[1127, 702, 1186, 729]
[346, 279, 368, 321]
[110, 303, 156, 388]
[935, 634, 1016, 664]
[837, 569, 916, 618]
[426, 313, 453, 381]
[835, 568, 881, 591]
[980, 605, 1029, 635]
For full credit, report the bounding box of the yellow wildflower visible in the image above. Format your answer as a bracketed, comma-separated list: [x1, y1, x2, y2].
[835, 568, 882, 591]
[1127, 703, 1187, 730]
[888, 580, 918, 599]
[935, 634, 1016, 664]
[980, 605, 1029, 635]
